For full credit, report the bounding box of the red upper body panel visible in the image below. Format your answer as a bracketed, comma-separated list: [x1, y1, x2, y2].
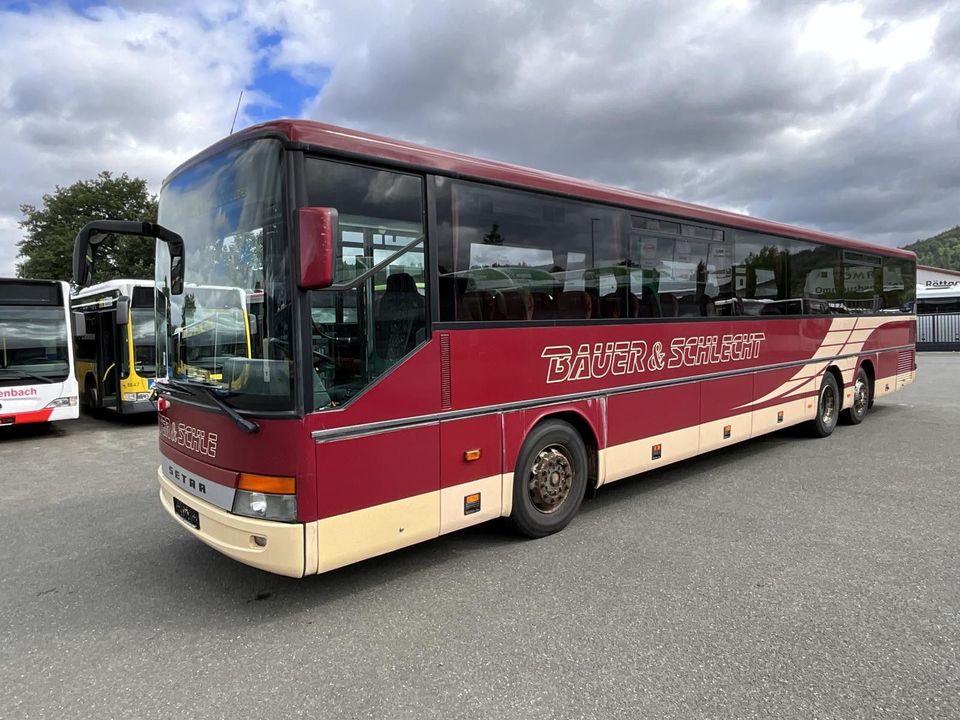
[169, 119, 914, 262]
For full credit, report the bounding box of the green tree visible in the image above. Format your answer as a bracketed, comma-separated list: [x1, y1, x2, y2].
[901, 225, 960, 270]
[16, 171, 158, 282]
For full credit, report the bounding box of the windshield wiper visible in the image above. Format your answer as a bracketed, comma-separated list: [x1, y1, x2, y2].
[0, 368, 57, 384]
[166, 378, 259, 434]
[151, 380, 193, 399]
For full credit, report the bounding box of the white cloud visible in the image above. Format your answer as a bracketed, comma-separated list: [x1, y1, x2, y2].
[0, 0, 957, 278]
[0, 3, 261, 276]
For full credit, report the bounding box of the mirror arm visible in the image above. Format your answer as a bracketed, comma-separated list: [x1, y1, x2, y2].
[329, 235, 425, 291]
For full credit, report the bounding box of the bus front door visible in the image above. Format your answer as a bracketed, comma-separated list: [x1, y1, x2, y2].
[96, 310, 121, 411]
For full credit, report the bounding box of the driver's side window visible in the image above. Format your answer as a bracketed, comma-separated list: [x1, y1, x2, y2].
[304, 158, 426, 410]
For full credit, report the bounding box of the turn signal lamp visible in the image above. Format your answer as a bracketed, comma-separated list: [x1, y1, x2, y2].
[233, 474, 297, 522]
[238, 473, 295, 495]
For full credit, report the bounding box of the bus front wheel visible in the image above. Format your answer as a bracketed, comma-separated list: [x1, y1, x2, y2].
[509, 420, 588, 538]
[809, 373, 840, 438]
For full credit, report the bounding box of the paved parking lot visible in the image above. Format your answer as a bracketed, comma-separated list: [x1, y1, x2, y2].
[1, 355, 959, 719]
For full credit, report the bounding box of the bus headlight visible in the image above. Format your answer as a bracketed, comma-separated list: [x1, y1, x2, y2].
[232, 490, 296, 522]
[123, 392, 154, 402]
[232, 473, 297, 522]
[45, 396, 78, 407]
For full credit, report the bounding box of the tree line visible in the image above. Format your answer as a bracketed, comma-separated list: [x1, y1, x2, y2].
[901, 226, 960, 271]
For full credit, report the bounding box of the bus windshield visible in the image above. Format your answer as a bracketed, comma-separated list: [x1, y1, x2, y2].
[0, 306, 69, 383]
[130, 307, 157, 378]
[156, 138, 293, 413]
[173, 286, 249, 375]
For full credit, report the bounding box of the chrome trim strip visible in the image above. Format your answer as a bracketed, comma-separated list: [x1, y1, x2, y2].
[311, 344, 914, 443]
[160, 458, 236, 512]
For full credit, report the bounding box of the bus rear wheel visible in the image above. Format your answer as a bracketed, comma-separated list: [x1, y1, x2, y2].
[841, 367, 870, 425]
[509, 420, 588, 538]
[809, 373, 840, 438]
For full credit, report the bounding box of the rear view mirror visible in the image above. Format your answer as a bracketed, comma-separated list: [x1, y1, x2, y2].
[71, 311, 87, 337]
[298, 207, 339, 290]
[115, 295, 129, 325]
[72, 220, 185, 294]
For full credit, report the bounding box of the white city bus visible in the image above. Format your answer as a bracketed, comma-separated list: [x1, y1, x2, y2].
[0, 278, 79, 427]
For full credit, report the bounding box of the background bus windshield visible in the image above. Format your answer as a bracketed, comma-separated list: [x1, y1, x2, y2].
[155, 138, 293, 412]
[0, 306, 69, 383]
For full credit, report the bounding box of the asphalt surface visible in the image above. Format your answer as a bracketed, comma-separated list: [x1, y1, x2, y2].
[1, 355, 958, 719]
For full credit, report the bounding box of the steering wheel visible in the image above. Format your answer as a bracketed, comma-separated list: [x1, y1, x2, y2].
[312, 349, 335, 368]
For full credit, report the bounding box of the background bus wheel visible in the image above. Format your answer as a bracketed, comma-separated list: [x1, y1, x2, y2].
[509, 420, 588, 538]
[85, 380, 99, 410]
[809, 373, 840, 438]
[841, 367, 870, 425]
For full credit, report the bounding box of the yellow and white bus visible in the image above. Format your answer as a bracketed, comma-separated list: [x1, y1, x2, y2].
[74, 280, 259, 413]
[169, 285, 257, 382]
[72, 279, 158, 414]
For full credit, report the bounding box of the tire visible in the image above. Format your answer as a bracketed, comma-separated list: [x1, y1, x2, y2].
[808, 372, 840, 438]
[840, 366, 870, 425]
[509, 420, 589, 538]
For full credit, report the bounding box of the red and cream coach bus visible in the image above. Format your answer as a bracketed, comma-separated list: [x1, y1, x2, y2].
[72, 121, 916, 577]
[1, 278, 79, 427]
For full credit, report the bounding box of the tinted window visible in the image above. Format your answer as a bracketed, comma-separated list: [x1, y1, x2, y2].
[732, 232, 797, 315]
[629, 229, 732, 317]
[790, 242, 843, 314]
[841, 250, 882, 313]
[880, 256, 916, 312]
[436, 178, 622, 321]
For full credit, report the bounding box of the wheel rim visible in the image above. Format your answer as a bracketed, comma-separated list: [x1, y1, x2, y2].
[853, 376, 868, 417]
[821, 383, 837, 426]
[529, 445, 574, 514]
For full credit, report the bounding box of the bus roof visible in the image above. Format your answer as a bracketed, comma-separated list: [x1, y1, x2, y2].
[72, 278, 153, 300]
[171, 119, 916, 261]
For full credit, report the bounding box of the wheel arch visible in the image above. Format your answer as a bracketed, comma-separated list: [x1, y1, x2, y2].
[515, 407, 601, 493]
[824, 364, 844, 393]
[543, 410, 600, 493]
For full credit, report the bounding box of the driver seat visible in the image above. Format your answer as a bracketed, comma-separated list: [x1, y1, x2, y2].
[375, 272, 424, 363]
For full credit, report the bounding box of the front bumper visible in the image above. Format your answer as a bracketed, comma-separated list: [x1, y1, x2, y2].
[158, 468, 307, 578]
[120, 398, 157, 414]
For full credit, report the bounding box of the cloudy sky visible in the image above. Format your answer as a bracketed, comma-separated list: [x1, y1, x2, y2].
[1, 0, 958, 276]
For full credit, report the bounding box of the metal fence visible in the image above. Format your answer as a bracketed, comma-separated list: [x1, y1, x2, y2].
[917, 312, 960, 351]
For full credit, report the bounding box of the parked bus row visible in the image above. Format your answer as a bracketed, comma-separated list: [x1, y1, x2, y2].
[71, 119, 918, 579]
[1, 276, 261, 427]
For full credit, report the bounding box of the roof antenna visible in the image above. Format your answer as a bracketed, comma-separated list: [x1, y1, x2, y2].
[230, 90, 243, 135]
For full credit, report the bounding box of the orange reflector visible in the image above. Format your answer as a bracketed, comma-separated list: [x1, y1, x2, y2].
[464, 449, 481, 462]
[238, 473, 295, 495]
[465, 493, 481, 504]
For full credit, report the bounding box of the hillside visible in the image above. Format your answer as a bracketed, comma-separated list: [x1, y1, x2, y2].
[902, 226, 960, 270]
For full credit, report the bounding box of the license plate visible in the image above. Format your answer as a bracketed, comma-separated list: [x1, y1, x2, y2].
[173, 497, 200, 530]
